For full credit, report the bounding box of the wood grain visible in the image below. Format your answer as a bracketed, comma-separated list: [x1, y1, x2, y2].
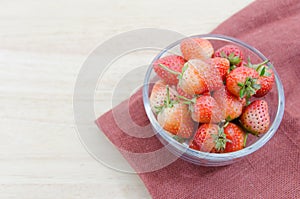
[0, 0, 253, 198]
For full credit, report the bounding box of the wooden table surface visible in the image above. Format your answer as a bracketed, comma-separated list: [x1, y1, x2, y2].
[0, 0, 253, 198]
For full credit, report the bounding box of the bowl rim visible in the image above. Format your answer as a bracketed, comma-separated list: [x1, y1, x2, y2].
[143, 34, 285, 161]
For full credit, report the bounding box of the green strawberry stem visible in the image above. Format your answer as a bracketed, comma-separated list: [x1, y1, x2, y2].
[159, 63, 190, 79]
[177, 95, 196, 105]
[156, 86, 174, 114]
[223, 121, 229, 128]
[154, 105, 164, 114]
[243, 132, 248, 147]
[246, 57, 271, 77]
[246, 57, 269, 68]
[163, 86, 179, 109]
[256, 59, 270, 69]
[165, 85, 171, 108]
[159, 64, 181, 76]
[256, 60, 271, 77]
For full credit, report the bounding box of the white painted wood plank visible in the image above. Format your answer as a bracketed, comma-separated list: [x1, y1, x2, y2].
[0, 0, 254, 198]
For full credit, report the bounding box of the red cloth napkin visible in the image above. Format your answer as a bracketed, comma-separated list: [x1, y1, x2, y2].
[96, 0, 300, 198]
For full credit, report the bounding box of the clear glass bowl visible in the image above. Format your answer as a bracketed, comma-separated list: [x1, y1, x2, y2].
[142, 34, 285, 166]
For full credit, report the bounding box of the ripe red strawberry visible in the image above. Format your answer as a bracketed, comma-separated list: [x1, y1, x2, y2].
[153, 55, 186, 85]
[207, 57, 230, 81]
[226, 66, 261, 99]
[158, 103, 195, 138]
[189, 124, 224, 152]
[157, 87, 195, 138]
[240, 100, 270, 135]
[150, 80, 176, 114]
[189, 124, 216, 152]
[254, 65, 275, 97]
[189, 123, 246, 153]
[180, 38, 214, 61]
[189, 95, 224, 123]
[244, 59, 275, 97]
[214, 45, 244, 67]
[213, 88, 243, 121]
[223, 123, 246, 152]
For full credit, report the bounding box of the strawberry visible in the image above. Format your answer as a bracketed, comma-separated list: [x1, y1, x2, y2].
[240, 100, 270, 135]
[158, 60, 207, 95]
[244, 58, 275, 97]
[176, 85, 194, 100]
[226, 66, 261, 99]
[207, 57, 230, 81]
[253, 63, 275, 98]
[189, 123, 232, 152]
[223, 123, 246, 152]
[157, 86, 195, 138]
[192, 59, 224, 90]
[180, 38, 214, 61]
[213, 88, 243, 121]
[158, 59, 223, 96]
[214, 45, 244, 68]
[149, 80, 176, 114]
[180, 59, 223, 95]
[182, 95, 223, 123]
[178, 61, 208, 95]
[153, 55, 186, 85]
[254, 66, 274, 97]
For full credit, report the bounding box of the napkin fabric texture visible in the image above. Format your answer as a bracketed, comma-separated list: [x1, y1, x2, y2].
[96, 0, 300, 198]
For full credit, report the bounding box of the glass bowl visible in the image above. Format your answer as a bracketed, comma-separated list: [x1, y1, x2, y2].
[142, 34, 285, 166]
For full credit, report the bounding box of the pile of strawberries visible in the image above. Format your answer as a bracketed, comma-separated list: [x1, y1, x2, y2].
[150, 37, 275, 153]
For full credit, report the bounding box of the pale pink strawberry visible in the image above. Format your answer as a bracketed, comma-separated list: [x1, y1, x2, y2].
[176, 85, 194, 100]
[179, 59, 223, 96]
[156, 86, 195, 138]
[190, 95, 224, 123]
[213, 88, 243, 121]
[149, 81, 176, 114]
[153, 55, 186, 85]
[177, 61, 208, 96]
[207, 57, 230, 81]
[180, 38, 214, 61]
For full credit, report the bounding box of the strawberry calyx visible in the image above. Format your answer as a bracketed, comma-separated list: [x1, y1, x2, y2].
[237, 77, 261, 99]
[155, 86, 179, 114]
[212, 123, 231, 152]
[221, 52, 241, 70]
[225, 116, 232, 122]
[245, 58, 271, 77]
